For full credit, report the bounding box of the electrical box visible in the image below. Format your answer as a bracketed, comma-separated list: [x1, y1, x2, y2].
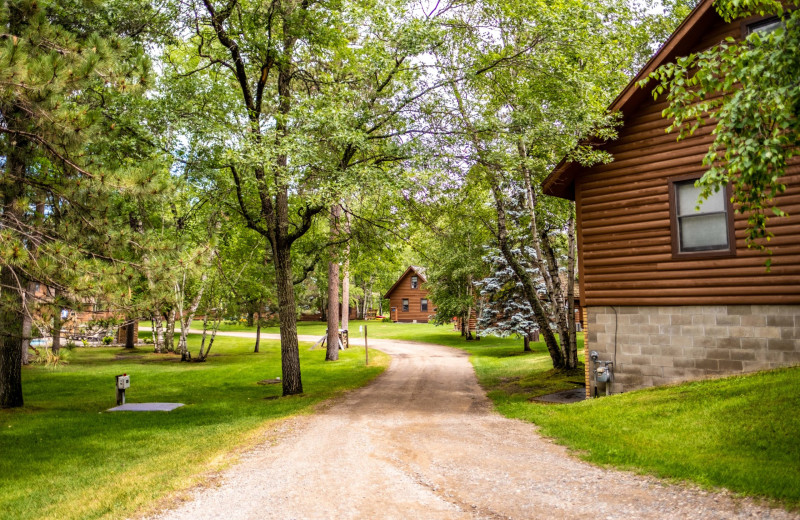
[116, 374, 130, 390]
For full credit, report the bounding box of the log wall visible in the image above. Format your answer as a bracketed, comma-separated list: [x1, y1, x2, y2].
[576, 14, 800, 307]
[386, 270, 433, 323]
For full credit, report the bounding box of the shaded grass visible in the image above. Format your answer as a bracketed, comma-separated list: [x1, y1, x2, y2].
[0, 336, 389, 520]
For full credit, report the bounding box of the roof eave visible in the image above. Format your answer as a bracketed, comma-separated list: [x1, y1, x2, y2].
[541, 0, 717, 200]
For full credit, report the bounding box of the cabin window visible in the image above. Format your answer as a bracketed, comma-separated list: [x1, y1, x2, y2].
[421, 299, 428, 312]
[669, 177, 735, 257]
[34, 283, 40, 293]
[402, 299, 409, 312]
[747, 16, 783, 34]
[410, 275, 418, 289]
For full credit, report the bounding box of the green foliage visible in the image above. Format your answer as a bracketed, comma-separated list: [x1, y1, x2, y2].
[645, 0, 800, 255]
[30, 347, 71, 368]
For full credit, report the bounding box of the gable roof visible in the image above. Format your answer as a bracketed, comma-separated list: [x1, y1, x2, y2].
[384, 266, 427, 299]
[541, 0, 717, 200]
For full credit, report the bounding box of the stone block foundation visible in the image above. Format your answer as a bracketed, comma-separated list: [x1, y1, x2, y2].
[585, 305, 800, 395]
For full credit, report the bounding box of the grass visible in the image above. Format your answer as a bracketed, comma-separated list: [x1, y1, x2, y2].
[8, 318, 799, 514]
[145, 318, 537, 348]
[500, 367, 800, 509]
[0, 334, 389, 520]
[456, 336, 800, 510]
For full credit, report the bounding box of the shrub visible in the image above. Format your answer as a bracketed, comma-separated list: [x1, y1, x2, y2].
[103, 336, 114, 345]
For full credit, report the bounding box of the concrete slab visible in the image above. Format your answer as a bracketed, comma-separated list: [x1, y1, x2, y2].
[108, 403, 185, 412]
[531, 387, 586, 404]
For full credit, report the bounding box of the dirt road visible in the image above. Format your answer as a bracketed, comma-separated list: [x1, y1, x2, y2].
[144, 335, 796, 520]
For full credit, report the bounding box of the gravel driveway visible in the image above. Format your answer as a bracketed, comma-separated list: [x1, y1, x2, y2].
[142, 334, 797, 520]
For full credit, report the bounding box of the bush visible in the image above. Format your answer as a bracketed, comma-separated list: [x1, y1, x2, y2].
[382, 317, 392, 323]
[102, 336, 114, 345]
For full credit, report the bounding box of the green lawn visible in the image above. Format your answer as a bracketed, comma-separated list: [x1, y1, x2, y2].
[0, 335, 389, 520]
[494, 367, 800, 509]
[149, 318, 535, 348]
[454, 336, 800, 510]
[7, 318, 799, 515]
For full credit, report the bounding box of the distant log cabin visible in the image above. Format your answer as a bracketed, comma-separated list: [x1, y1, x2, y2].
[543, 0, 800, 396]
[385, 266, 434, 323]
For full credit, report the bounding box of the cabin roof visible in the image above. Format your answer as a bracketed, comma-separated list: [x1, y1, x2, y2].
[384, 266, 427, 299]
[541, 0, 717, 200]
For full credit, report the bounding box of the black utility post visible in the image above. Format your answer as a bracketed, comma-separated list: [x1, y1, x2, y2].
[364, 325, 369, 366]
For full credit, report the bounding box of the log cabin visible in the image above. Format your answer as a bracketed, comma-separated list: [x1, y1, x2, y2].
[384, 266, 434, 323]
[543, 0, 800, 396]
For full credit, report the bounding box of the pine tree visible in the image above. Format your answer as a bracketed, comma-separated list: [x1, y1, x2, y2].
[0, 0, 163, 407]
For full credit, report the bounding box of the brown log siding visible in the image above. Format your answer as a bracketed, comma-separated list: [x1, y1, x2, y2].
[575, 14, 800, 307]
[385, 269, 433, 323]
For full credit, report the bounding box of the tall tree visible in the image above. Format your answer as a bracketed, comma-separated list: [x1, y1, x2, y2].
[0, 0, 162, 407]
[425, 0, 650, 368]
[165, 0, 441, 393]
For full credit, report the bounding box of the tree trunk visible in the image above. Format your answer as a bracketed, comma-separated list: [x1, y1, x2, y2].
[341, 258, 350, 332]
[520, 146, 574, 368]
[341, 211, 351, 331]
[51, 289, 62, 356]
[273, 233, 303, 395]
[566, 210, 578, 368]
[0, 262, 23, 408]
[524, 334, 531, 352]
[178, 271, 208, 358]
[326, 204, 341, 361]
[125, 317, 136, 349]
[489, 175, 564, 368]
[152, 312, 165, 353]
[165, 307, 177, 353]
[197, 313, 210, 361]
[254, 310, 261, 353]
[21, 281, 35, 365]
[465, 275, 474, 340]
[247, 310, 254, 327]
[198, 310, 221, 361]
[0, 146, 26, 408]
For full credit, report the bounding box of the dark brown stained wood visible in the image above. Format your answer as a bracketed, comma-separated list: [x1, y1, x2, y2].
[610, 128, 716, 159]
[582, 245, 800, 266]
[592, 143, 718, 175]
[589, 286, 800, 299]
[582, 251, 800, 275]
[585, 236, 673, 252]
[384, 267, 433, 323]
[581, 205, 670, 226]
[590, 295, 799, 306]
[586, 275, 800, 290]
[565, 4, 800, 307]
[583, 193, 670, 213]
[582, 220, 668, 235]
[587, 264, 800, 282]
